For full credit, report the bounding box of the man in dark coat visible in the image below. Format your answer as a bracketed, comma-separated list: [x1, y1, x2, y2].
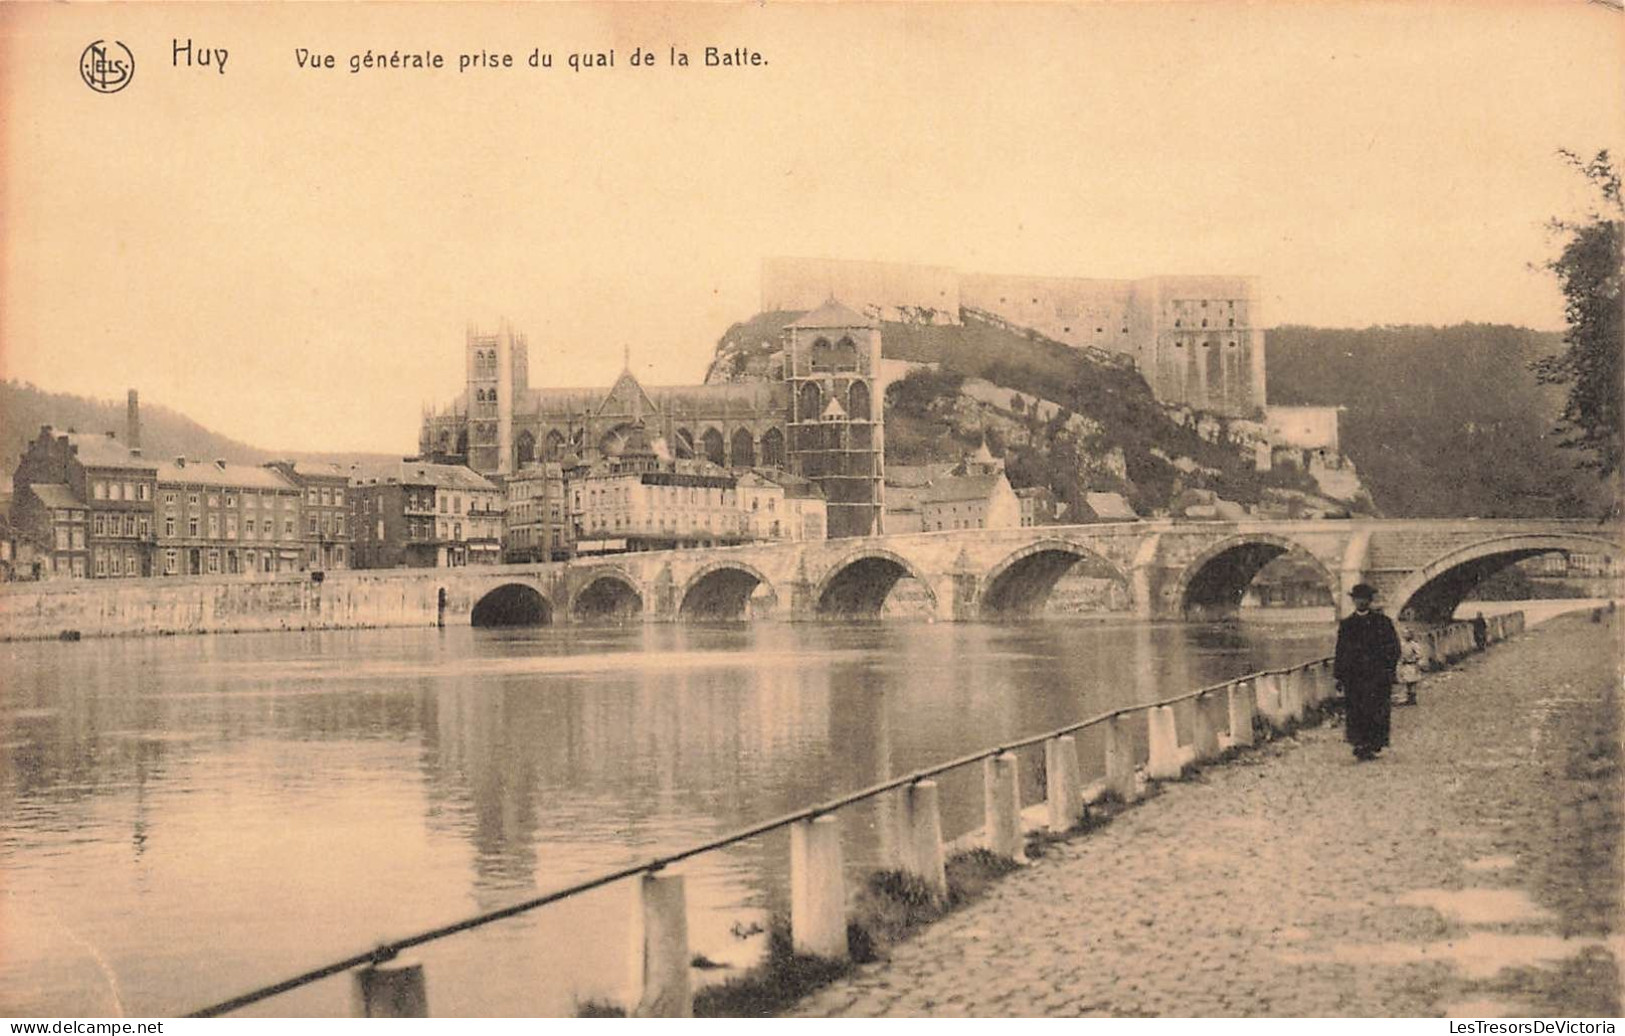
[1335, 583, 1401, 761]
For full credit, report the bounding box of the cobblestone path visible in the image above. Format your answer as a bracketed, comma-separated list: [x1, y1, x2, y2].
[790, 613, 1622, 1017]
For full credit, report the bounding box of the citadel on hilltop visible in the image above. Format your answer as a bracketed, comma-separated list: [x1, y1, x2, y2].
[761, 256, 1268, 419]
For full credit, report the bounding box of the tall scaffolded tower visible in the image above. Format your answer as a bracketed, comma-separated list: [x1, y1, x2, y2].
[782, 300, 884, 538]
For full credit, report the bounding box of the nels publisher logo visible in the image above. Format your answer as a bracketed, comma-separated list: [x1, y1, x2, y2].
[80, 40, 135, 94]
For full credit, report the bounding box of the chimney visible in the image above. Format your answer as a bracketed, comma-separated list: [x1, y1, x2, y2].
[215, 459, 227, 470]
[175, 457, 186, 469]
[127, 390, 141, 451]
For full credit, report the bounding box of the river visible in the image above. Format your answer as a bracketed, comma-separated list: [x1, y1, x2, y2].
[1, 613, 1394, 1017]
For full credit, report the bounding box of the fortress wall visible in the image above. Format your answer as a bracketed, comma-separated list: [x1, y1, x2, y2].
[766, 258, 1267, 415]
[761, 257, 960, 324]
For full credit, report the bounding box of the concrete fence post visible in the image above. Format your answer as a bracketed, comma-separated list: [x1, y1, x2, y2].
[352, 961, 429, 1018]
[1227, 681, 1256, 748]
[895, 780, 948, 900]
[1299, 665, 1321, 709]
[1191, 693, 1221, 761]
[1253, 674, 1283, 727]
[1146, 705, 1183, 780]
[1103, 714, 1138, 802]
[790, 815, 848, 960]
[983, 752, 1025, 860]
[1044, 736, 1084, 833]
[1280, 669, 1305, 722]
[630, 872, 692, 1018]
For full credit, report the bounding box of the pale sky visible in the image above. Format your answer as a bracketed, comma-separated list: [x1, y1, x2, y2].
[3, 2, 1622, 453]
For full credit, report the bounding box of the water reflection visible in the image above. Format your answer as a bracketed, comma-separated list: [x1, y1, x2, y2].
[0, 618, 1331, 1016]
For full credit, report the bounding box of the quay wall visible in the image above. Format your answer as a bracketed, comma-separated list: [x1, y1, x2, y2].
[0, 571, 445, 641]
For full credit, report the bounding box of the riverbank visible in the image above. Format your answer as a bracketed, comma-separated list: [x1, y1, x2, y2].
[787, 612, 1622, 1017]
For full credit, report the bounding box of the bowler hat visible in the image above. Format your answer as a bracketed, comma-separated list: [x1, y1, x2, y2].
[1349, 583, 1378, 600]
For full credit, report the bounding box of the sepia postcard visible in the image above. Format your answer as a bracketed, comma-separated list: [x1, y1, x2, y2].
[1, 0, 1621, 1025]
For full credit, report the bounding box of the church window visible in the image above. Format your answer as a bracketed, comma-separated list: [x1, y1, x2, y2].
[798, 382, 822, 420]
[849, 381, 871, 421]
[832, 337, 859, 369]
[810, 337, 833, 370]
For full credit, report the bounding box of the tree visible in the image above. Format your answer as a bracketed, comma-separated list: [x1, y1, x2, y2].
[1532, 149, 1623, 482]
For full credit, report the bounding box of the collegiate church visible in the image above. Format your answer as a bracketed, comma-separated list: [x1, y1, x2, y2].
[419, 300, 886, 538]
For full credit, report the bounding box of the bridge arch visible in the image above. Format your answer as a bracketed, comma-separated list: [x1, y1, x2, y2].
[981, 538, 1133, 617]
[1173, 533, 1337, 620]
[470, 583, 554, 628]
[815, 548, 939, 619]
[679, 561, 777, 621]
[1391, 532, 1624, 623]
[569, 568, 645, 623]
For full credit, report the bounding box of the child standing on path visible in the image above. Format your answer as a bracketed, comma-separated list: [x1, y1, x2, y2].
[1396, 629, 1425, 706]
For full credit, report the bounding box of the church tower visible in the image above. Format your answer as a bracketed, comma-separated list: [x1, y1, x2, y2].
[782, 299, 884, 537]
[465, 322, 529, 476]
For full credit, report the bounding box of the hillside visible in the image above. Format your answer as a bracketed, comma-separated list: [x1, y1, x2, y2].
[1264, 325, 1612, 518]
[711, 310, 1329, 517]
[0, 381, 401, 484]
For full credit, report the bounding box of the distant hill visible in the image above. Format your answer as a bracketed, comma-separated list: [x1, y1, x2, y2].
[0, 381, 401, 484]
[1264, 324, 1612, 518]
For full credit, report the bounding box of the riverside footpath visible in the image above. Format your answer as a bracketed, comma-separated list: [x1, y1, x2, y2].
[790, 612, 1623, 1018]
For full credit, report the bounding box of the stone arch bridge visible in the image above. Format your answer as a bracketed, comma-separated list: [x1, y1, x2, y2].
[371, 518, 1621, 628]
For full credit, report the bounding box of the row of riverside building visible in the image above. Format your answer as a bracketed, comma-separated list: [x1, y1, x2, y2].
[6, 299, 1079, 582]
[4, 395, 839, 582]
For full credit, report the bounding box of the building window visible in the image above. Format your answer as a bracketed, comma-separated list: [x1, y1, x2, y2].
[284, 519, 294, 536]
[125, 551, 137, 575]
[139, 484, 151, 501]
[188, 517, 199, 536]
[138, 517, 150, 538]
[165, 516, 176, 537]
[207, 551, 220, 575]
[307, 488, 319, 505]
[335, 546, 345, 564]
[188, 493, 199, 507]
[227, 514, 238, 539]
[165, 492, 177, 506]
[95, 550, 107, 576]
[246, 519, 255, 536]
[94, 481, 108, 500]
[165, 550, 178, 574]
[207, 515, 220, 537]
[334, 488, 344, 506]
[308, 515, 319, 535]
[94, 514, 106, 535]
[225, 493, 237, 507]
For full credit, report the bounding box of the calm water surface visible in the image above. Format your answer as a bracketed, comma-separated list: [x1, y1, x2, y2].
[1, 618, 1333, 1016]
